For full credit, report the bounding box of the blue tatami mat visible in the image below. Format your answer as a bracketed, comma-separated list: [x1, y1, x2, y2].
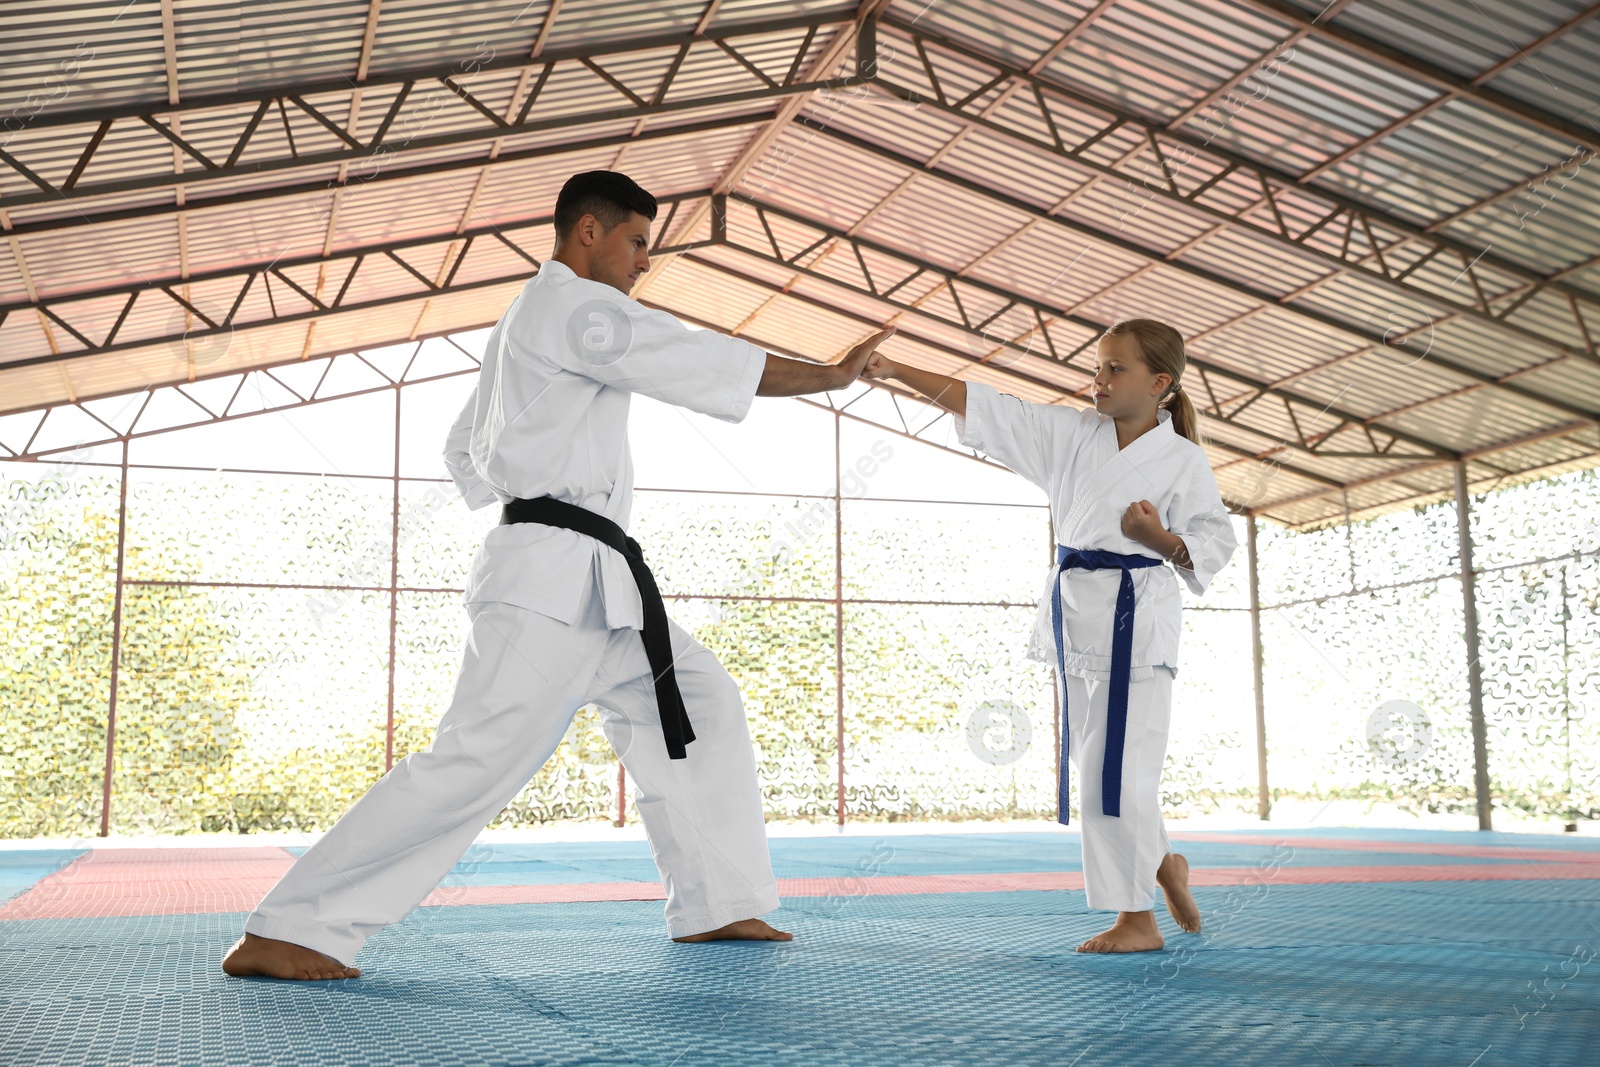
[295, 830, 1599, 889]
[0, 851, 84, 905]
[2, 830, 1596, 1067]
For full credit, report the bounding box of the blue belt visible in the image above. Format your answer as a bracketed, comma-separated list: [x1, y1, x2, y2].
[1052, 545, 1163, 823]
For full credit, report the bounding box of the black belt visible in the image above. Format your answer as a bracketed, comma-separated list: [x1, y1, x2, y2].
[500, 496, 694, 759]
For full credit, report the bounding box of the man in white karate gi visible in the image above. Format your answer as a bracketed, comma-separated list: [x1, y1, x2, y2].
[224, 171, 894, 980]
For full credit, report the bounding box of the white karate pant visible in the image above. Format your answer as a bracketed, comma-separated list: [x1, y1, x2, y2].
[245, 578, 780, 965]
[1064, 666, 1175, 913]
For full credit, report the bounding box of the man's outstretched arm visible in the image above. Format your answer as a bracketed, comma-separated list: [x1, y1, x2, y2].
[757, 327, 895, 397]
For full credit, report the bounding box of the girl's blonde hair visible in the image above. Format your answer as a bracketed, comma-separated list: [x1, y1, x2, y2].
[1105, 318, 1200, 445]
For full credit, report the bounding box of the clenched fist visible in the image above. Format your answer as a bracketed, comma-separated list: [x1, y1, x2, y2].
[1121, 499, 1166, 544]
[863, 351, 898, 380]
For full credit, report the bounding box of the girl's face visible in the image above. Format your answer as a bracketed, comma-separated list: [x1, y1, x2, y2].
[1091, 333, 1171, 419]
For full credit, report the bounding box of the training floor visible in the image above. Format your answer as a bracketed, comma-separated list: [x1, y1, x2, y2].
[2, 826, 1596, 1067]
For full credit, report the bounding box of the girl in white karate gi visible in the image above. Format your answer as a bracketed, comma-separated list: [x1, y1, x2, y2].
[865, 318, 1237, 954]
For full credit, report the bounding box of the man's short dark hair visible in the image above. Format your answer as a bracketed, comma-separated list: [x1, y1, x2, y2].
[554, 171, 658, 242]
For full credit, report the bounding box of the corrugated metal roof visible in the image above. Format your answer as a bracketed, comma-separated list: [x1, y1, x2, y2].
[1, 0, 1596, 529]
[1322, 0, 1594, 77]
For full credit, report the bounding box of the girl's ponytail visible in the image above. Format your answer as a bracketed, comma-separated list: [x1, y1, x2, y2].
[1166, 381, 1201, 446]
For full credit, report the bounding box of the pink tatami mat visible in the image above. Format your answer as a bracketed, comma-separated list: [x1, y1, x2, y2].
[3, 834, 1595, 921]
[0, 848, 295, 920]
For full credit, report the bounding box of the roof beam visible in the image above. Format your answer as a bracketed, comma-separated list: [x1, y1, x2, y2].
[303, 6, 387, 361]
[158, 0, 180, 106]
[1230, 0, 1599, 155]
[1166, 0, 1358, 130]
[714, 194, 1451, 465]
[28, 167, 1574, 470]
[16, 10, 1595, 375]
[20, 199, 1593, 507]
[784, 16, 1087, 314]
[0, 185, 1373, 486]
[530, 0, 563, 57]
[355, 0, 383, 82]
[873, 17, 1600, 366]
[0, 10, 864, 211]
[0, 215, 64, 374]
[1250, 414, 1600, 519]
[1424, 143, 1595, 233]
[801, 119, 1600, 432]
[0, 191, 717, 379]
[0, 325, 1024, 492]
[693, 0, 723, 36]
[602, 0, 727, 175]
[881, 11, 1595, 306]
[9, 87, 1585, 476]
[2, 113, 769, 242]
[0, 338, 468, 460]
[1038, 0, 1119, 62]
[1297, 2, 1599, 184]
[1254, 444, 1580, 522]
[11, 8, 859, 134]
[671, 245, 1343, 490]
[632, 0, 885, 302]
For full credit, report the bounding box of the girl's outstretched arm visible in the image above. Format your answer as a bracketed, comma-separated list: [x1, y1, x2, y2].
[759, 327, 895, 396]
[862, 353, 966, 417]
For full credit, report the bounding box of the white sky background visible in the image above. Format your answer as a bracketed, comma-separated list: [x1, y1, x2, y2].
[91, 326, 1052, 511]
[3, 326, 1064, 773]
[17, 320, 1575, 829]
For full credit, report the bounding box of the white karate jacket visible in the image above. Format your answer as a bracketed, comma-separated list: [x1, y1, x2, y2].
[955, 382, 1237, 679]
[443, 259, 767, 629]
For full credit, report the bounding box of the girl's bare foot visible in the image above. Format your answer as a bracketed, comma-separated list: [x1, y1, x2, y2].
[221, 933, 361, 980]
[672, 918, 793, 942]
[1077, 910, 1164, 953]
[1157, 852, 1202, 933]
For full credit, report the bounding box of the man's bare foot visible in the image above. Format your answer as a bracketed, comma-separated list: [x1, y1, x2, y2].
[672, 918, 793, 943]
[222, 933, 361, 980]
[1077, 910, 1164, 953]
[1157, 852, 1202, 933]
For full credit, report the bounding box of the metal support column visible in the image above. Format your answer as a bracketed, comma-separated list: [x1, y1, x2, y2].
[616, 765, 627, 828]
[384, 386, 401, 771]
[1246, 512, 1270, 821]
[1454, 461, 1493, 830]
[1047, 504, 1061, 822]
[99, 438, 131, 837]
[834, 410, 846, 827]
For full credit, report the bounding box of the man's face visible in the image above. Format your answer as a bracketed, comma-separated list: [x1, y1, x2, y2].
[584, 211, 653, 294]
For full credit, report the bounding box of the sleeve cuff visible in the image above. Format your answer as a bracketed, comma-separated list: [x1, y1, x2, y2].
[1178, 564, 1206, 597]
[716, 339, 768, 424]
[446, 455, 502, 511]
[955, 381, 993, 448]
[460, 481, 501, 511]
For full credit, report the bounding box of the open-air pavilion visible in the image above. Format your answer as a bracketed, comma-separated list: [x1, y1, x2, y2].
[1, 1, 1597, 1064]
